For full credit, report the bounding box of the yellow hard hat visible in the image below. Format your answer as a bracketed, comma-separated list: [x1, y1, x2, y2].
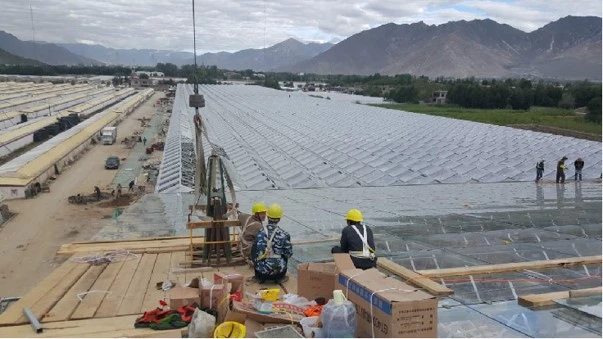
[266, 203, 283, 219]
[251, 202, 267, 214]
[345, 209, 363, 222]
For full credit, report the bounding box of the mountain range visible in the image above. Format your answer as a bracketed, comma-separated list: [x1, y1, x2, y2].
[290, 16, 602, 80]
[0, 16, 601, 80]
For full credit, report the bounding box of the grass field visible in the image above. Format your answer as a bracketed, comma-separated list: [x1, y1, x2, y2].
[374, 104, 602, 137]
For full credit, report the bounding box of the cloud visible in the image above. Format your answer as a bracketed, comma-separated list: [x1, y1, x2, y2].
[0, 0, 600, 52]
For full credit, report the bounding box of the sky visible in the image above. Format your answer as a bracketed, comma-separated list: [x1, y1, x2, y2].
[0, 0, 601, 53]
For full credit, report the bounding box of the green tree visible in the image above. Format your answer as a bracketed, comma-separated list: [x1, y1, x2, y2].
[586, 97, 602, 123]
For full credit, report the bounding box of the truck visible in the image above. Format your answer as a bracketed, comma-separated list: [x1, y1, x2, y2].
[100, 126, 117, 145]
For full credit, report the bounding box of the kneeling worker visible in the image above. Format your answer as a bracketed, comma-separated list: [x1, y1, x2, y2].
[224, 202, 267, 262]
[252, 203, 293, 283]
[332, 209, 377, 269]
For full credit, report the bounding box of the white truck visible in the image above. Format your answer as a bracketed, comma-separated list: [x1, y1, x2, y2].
[101, 126, 117, 145]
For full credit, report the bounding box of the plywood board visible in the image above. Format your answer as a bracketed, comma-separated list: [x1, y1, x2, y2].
[42, 265, 106, 323]
[95, 255, 142, 318]
[418, 255, 602, 278]
[118, 254, 158, 316]
[71, 260, 126, 320]
[377, 258, 454, 296]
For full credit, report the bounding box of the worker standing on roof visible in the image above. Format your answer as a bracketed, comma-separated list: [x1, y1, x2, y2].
[535, 160, 545, 183]
[574, 158, 584, 181]
[331, 209, 377, 269]
[223, 202, 267, 263]
[251, 204, 292, 283]
[556, 156, 568, 184]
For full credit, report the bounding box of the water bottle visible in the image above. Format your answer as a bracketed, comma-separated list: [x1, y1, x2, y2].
[321, 290, 356, 338]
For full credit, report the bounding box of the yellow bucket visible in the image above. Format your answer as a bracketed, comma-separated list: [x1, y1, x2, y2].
[214, 321, 246, 338]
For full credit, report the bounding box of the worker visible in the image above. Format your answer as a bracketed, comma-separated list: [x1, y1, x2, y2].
[556, 156, 568, 183]
[331, 209, 377, 269]
[251, 204, 292, 283]
[94, 186, 101, 201]
[128, 180, 135, 192]
[143, 137, 147, 146]
[574, 158, 584, 181]
[116, 183, 122, 198]
[223, 202, 267, 263]
[535, 160, 545, 183]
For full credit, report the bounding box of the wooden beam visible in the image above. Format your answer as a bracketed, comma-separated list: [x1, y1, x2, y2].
[187, 220, 241, 229]
[377, 258, 454, 296]
[418, 255, 602, 278]
[518, 287, 602, 307]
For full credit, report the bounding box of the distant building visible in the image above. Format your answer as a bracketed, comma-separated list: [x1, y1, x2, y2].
[253, 73, 265, 79]
[224, 72, 242, 80]
[134, 71, 164, 78]
[130, 75, 153, 88]
[432, 90, 447, 105]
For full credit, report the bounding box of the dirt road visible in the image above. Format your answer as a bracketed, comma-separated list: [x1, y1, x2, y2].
[0, 91, 162, 296]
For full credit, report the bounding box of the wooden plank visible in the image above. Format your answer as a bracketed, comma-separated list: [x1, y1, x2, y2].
[95, 255, 142, 318]
[58, 235, 237, 255]
[6, 262, 91, 325]
[58, 235, 334, 255]
[518, 287, 602, 307]
[42, 265, 107, 323]
[377, 258, 454, 296]
[118, 254, 158, 316]
[418, 255, 602, 278]
[187, 220, 241, 229]
[570, 287, 602, 298]
[0, 315, 151, 338]
[71, 260, 126, 320]
[140, 253, 172, 312]
[0, 258, 81, 325]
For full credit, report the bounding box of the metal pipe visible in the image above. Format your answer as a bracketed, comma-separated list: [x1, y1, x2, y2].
[23, 307, 43, 334]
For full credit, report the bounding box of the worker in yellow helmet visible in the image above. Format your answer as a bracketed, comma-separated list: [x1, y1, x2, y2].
[251, 203, 292, 283]
[224, 202, 267, 263]
[331, 209, 377, 269]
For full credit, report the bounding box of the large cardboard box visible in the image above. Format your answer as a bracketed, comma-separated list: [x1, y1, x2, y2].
[297, 262, 338, 301]
[333, 254, 438, 338]
[167, 285, 200, 309]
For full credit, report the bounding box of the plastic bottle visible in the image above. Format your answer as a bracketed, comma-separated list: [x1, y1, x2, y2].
[321, 290, 356, 338]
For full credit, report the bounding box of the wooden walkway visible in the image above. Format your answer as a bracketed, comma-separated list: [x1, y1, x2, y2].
[0, 247, 296, 337]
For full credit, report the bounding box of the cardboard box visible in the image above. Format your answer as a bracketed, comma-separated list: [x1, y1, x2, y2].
[297, 262, 338, 302]
[214, 272, 244, 291]
[200, 283, 228, 309]
[167, 285, 200, 309]
[333, 254, 438, 338]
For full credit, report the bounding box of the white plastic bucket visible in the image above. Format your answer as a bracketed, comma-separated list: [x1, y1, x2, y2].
[300, 316, 323, 338]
